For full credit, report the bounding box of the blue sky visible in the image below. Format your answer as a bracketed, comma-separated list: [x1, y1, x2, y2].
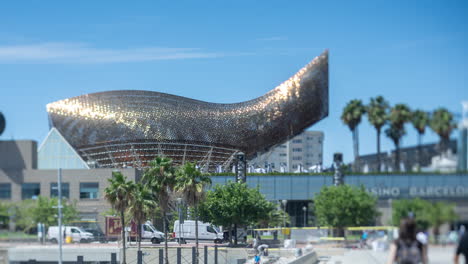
[0, 1, 467, 165]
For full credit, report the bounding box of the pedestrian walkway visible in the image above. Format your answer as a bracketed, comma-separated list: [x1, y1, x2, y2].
[317, 245, 455, 264]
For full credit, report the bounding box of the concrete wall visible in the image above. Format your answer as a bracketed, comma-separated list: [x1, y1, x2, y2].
[0, 140, 37, 169]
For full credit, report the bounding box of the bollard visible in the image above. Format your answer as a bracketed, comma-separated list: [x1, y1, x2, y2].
[177, 247, 182, 264]
[77, 255, 84, 264]
[159, 248, 164, 264]
[192, 246, 196, 264]
[214, 245, 218, 264]
[204, 246, 208, 264]
[137, 250, 143, 264]
[111, 253, 117, 264]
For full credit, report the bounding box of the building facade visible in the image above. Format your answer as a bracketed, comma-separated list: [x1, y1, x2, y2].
[249, 131, 324, 172]
[2, 139, 468, 229]
[358, 140, 458, 173]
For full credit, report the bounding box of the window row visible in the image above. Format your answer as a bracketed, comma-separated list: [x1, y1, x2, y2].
[0, 182, 99, 200]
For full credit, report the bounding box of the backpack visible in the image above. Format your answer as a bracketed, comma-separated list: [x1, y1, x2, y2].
[396, 240, 422, 264]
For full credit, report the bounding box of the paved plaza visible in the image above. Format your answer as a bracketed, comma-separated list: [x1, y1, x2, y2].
[316, 245, 456, 264]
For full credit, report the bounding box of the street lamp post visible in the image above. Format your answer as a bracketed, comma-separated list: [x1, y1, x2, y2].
[302, 206, 307, 227]
[176, 198, 182, 245]
[57, 168, 63, 264]
[282, 200, 287, 239]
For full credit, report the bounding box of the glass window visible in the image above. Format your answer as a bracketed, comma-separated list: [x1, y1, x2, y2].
[292, 148, 302, 152]
[22, 183, 40, 200]
[292, 156, 302, 161]
[80, 182, 99, 199]
[50, 183, 70, 199]
[279, 153, 287, 157]
[207, 226, 217, 233]
[0, 183, 11, 199]
[292, 139, 302, 143]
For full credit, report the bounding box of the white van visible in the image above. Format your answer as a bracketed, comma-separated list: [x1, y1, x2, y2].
[141, 221, 165, 244]
[48, 226, 94, 243]
[173, 220, 223, 243]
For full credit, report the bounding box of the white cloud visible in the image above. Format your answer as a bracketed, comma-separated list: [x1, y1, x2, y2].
[0, 42, 226, 63]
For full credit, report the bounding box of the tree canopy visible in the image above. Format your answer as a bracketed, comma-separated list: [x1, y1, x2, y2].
[391, 198, 457, 232]
[314, 185, 379, 228]
[198, 181, 275, 229]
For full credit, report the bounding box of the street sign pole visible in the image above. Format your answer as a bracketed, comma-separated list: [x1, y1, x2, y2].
[58, 168, 63, 264]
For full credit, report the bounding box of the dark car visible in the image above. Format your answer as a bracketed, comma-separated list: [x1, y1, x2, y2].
[69, 221, 107, 243]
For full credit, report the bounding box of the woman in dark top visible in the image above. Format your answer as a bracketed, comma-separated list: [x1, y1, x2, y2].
[387, 218, 428, 264]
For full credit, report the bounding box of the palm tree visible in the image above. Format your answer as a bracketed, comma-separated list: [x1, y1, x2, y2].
[341, 99, 366, 172]
[367, 96, 389, 172]
[175, 163, 212, 263]
[386, 104, 411, 172]
[429, 108, 455, 156]
[411, 110, 429, 171]
[127, 183, 155, 251]
[104, 171, 135, 264]
[142, 157, 176, 264]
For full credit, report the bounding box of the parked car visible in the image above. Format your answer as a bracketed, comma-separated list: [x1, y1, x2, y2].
[69, 220, 107, 243]
[48, 226, 94, 243]
[173, 220, 223, 244]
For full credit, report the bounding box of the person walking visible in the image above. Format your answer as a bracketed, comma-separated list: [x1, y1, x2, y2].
[387, 218, 428, 264]
[454, 230, 468, 264]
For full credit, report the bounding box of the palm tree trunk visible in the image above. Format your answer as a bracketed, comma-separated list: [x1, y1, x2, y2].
[194, 206, 199, 264]
[353, 128, 360, 172]
[121, 210, 127, 264]
[395, 140, 400, 172]
[137, 220, 141, 252]
[163, 212, 169, 264]
[377, 128, 381, 173]
[417, 133, 422, 172]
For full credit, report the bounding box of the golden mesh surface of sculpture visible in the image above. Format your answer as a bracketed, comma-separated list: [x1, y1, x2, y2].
[46, 50, 328, 171]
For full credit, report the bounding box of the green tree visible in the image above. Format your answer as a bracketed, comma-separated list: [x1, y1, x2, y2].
[143, 157, 176, 264]
[13, 200, 36, 232]
[127, 183, 155, 251]
[341, 99, 366, 172]
[429, 108, 456, 156]
[391, 198, 431, 230]
[175, 162, 212, 261]
[104, 171, 135, 264]
[198, 181, 274, 245]
[314, 185, 378, 236]
[411, 110, 429, 171]
[12, 197, 78, 232]
[391, 199, 457, 243]
[426, 202, 457, 244]
[256, 207, 289, 228]
[367, 96, 389, 172]
[32, 196, 78, 227]
[386, 104, 411, 172]
[0, 202, 10, 229]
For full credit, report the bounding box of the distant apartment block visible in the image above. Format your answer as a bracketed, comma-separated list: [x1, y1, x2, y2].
[249, 131, 324, 173]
